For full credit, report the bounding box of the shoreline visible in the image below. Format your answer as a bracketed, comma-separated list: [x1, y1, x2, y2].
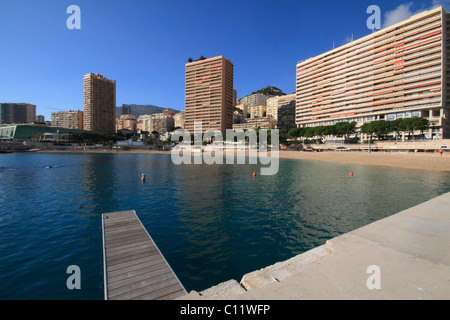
[35, 148, 450, 173]
[277, 150, 450, 173]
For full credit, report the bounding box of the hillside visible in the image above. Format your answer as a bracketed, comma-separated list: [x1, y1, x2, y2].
[251, 86, 286, 96]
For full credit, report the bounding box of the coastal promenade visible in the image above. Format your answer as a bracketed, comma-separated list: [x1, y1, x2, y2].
[178, 191, 450, 300]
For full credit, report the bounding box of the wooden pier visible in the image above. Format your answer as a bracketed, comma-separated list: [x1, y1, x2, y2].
[102, 210, 186, 300]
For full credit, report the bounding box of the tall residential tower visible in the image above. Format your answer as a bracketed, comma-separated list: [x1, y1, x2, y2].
[296, 6, 450, 139]
[0, 103, 36, 124]
[185, 56, 234, 135]
[83, 73, 116, 134]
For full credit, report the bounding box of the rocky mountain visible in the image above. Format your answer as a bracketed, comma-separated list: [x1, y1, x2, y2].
[251, 86, 286, 96]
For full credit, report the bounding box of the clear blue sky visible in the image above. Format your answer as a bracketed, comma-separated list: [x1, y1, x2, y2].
[1, 0, 448, 120]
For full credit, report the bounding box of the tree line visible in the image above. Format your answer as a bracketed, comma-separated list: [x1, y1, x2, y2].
[287, 117, 430, 143]
[360, 117, 429, 141]
[287, 121, 357, 143]
[70, 132, 124, 144]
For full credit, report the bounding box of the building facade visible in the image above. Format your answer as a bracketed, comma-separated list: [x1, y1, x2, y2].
[34, 114, 45, 124]
[0, 103, 36, 124]
[239, 93, 268, 107]
[174, 111, 185, 129]
[266, 94, 296, 121]
[185, 56, 234, 135]
[277, 100, 296, 133]
[120, 105, 132, 116]
[249, 104, 265, 118]
[152, 115, 175, 135]
[136, 113, 176, 135]
[83, 73, 116, 135]
[296, 6, 450, 139]
[137, 114, 153, 133]
[116, 114, 137, 132]
[235, 104, 248, 118]
[35, 115, 45, 123]
[232, 117, 276, 131]
[51, 110, 84, 130]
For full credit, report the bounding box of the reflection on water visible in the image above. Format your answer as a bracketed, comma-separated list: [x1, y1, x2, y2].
[0, 152, 449, 299]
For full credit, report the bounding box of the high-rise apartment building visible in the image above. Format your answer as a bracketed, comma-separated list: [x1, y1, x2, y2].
[296, 6, 450, 139]
[83, 73, 116, 135]
[51, 110, 84, 130]
[185, 56, 234, 135]
[0, 103, 36, 124]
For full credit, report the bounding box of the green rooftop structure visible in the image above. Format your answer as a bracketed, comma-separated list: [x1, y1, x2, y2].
[0, 124, 87, 140]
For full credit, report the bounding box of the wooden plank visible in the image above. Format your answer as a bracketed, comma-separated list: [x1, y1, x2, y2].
[102, 210, 186, 300]
[108, 267, 173, 291]
[106, 261, 168, 282]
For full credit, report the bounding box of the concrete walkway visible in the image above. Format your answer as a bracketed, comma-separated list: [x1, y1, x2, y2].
[178, 192, 450, 300]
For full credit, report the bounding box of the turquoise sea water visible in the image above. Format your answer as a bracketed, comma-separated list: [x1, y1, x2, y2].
[1, 152, 449, 300]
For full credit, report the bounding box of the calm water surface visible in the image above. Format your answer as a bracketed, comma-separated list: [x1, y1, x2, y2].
[1, 152, 449, 299]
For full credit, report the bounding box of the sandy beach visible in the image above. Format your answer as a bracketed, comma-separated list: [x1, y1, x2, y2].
[37, 148, 450, 173]
[277, 150, 450, 173]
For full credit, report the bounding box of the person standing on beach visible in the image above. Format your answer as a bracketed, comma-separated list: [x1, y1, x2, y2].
[439, 149, 443, 157]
